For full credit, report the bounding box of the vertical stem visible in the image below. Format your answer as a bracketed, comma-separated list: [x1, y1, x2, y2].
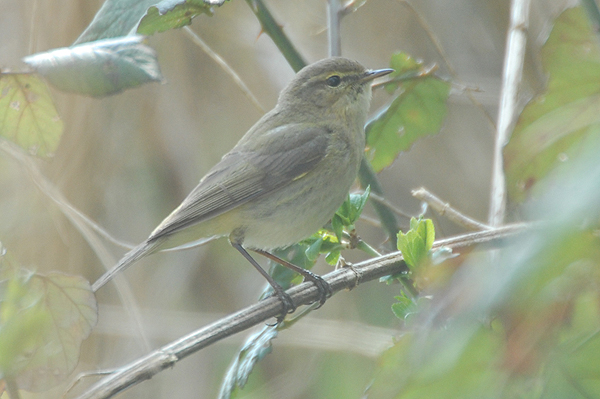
[327, 0, 342, 57]
[358, 159, 401, 250]
[245, 0, 307, 72]
[488, 0, 531, 227]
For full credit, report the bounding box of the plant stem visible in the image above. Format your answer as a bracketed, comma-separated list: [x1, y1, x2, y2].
[245, 0, 307, 72]
[358, 159, 402, 250]
[327, 0, 342, 56]
[489, 0, 531, 227]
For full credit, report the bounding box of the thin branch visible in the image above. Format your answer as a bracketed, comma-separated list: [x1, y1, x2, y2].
[183, 27, 265, 114]
[369, 192, 412, 219]
[327, 0, 342, 57]
[73, 223, 527, 399]
[488, 0, 531, 227]
[245, 0, 307, 72]
[398, 0, 496, 126]
[412, 187, 491, 231]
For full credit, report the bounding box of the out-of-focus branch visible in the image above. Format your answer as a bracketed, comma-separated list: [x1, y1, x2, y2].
[412, 187, 491, 231]
[245, 0, 307, 72]
[183, 27, 265, 113]
[327, 0, 342, 57]
[398, 0, 495, 126]
[489, 0, 531, 227]
[0, 139, 150, 351]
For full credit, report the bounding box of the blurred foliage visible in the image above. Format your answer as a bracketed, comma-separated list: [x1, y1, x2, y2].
[23, 36, 163, 97]
[0, 251, 97, 392]
[0, 74, 63, 157]
[368, 138, 600, 397]
[365, 52, 450, 172]
[505, 6, 600, 203]
[2, 0, 596, 397]
[366, 7, 600, 398]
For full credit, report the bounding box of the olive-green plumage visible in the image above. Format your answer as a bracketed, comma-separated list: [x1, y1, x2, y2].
[92, 57, 392, 292]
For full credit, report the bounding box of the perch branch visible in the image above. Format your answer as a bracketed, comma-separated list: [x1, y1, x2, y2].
[74, 223, 527, 399]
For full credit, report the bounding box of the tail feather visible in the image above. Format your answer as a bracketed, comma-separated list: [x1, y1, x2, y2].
[92, 240, 162, 292]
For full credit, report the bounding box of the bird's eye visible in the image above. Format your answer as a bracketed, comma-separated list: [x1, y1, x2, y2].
[326, 75, 341, 87]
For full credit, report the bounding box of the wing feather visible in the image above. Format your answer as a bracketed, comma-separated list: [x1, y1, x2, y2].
[149, 123, 330, 240]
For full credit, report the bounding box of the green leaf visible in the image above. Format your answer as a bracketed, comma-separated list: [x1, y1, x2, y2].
[324, 250, 340, 265]
[74, 0, 226, 44]
[137, 0, 218, 36]
[218, 325, 277, 399]
[0, 74, 63, 157]
[391, 293, 414, 320]
[367, 326, 504, 399]
[504, 6, 600, 202]
[366, 53, 450, 172]
[305, 236, 324, 262]
[23, 36, 163, 97]
[0, 270, 97, 391]
[331, 214, 345, 243]
[396, 218, 435, 269]
[73, 0, 158, 44]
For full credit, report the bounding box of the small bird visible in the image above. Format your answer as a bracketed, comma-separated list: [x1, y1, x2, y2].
[92, 57, 393, 316]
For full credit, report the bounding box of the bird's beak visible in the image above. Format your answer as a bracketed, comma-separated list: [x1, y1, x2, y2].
[361, 68, 394, 82]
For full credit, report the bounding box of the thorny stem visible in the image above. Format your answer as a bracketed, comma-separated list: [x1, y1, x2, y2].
[245, 0, 307, 72]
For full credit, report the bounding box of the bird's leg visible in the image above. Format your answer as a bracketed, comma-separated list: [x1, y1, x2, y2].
[252, 248, 332, 308]
[231, 243, 296, 320]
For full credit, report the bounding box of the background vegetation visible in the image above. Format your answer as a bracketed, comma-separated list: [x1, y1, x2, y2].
[2, 0, 599, 398]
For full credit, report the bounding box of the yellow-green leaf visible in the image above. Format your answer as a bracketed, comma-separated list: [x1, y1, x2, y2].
[366, 53, 450, 172]
[504, 6, 600, 202]
[0, 271, 97, 391]
[0, 74, 63, 157]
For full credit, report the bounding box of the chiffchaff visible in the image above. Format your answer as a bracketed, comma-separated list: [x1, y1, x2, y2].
[92, 57, 392, 315]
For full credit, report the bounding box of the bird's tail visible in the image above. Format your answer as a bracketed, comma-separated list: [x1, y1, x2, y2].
[92, 239, 162, 292]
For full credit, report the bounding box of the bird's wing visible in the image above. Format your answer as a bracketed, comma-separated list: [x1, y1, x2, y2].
[149, 123, 331, 240]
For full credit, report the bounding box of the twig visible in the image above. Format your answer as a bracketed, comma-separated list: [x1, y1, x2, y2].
[245, 0, 307, 72]
[183, 27, 265, 114]
[398, 0, 495, 126]
[412, 187, 491, 231]
[327, 0, 342, 57]
[73, 223, 527, 399]
[489, 0, 531, 227]
[369, 192, 412, 219]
